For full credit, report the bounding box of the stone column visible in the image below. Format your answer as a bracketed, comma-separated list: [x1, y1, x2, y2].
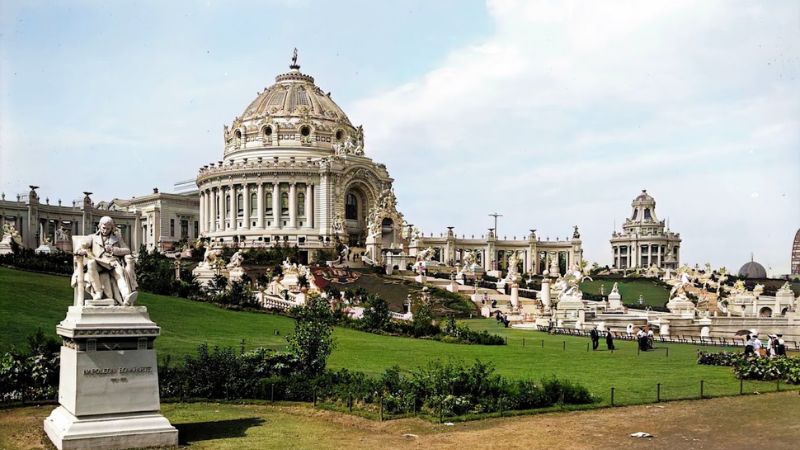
[220, 186, 227, 231]
[133, 213, 141, 250]
[304, 184, 312, 229]
[199, 191, 205, 234]
[228, 183, 237, 231]
[256, 183, 264, 229]
[272, 183, 281, 229]
[242, 183, 250, 230]
[289, 182, 297, 229]
[210, 188, 217, 232]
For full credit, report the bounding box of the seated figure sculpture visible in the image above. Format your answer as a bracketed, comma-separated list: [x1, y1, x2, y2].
[75, 216, 138, 305]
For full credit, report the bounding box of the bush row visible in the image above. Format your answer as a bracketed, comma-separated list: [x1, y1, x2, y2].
[697, 351, 800, 384]
[160, 345, 594, 417]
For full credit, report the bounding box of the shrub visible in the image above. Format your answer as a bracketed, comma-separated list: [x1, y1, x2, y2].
[286, 294, 336, 378]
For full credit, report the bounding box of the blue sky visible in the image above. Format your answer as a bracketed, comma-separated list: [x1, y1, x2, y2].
[1, 0, 798, 274]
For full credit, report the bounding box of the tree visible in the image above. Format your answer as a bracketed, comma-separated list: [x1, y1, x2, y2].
[286, 294, 335, 378]
[362, 294, 391, 332]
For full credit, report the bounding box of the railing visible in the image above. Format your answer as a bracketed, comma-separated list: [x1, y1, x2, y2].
[533, 326, 799, 351]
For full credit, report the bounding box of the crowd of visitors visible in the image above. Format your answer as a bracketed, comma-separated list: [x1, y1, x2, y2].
[744, 333, 787, 358]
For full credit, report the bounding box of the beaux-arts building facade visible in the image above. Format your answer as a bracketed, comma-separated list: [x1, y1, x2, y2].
[195, 58, 397, 262]
[610, 190, 681, 270]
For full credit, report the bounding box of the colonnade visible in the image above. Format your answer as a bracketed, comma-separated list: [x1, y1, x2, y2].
[199, 181, 315, 234]
[612, 243, 673, 269]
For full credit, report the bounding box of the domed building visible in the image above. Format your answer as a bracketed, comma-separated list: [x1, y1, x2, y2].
[738, 257, 767, 279]
[195, 56, 404, 262]
[610, 190, 681, 270]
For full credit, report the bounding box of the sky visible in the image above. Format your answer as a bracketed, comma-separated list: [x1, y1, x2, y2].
[1, 0, 798, 274]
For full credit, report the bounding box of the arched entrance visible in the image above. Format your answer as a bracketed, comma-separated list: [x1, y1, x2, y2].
[759, 307, 772, 318]
[343, 184, 372, 247]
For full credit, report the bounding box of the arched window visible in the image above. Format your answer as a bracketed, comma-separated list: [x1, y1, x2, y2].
[644, 208, 652, 220]
[266, 192, 273, 213]
[281, 192, 289, 214]
[298, 192, 305, 216]
[226, 194, 231, 212]
[345, 193, 357, 220]
[632, 209, 638, 220]
[237, 194, 243, 215]
[250, 192, 257, 215]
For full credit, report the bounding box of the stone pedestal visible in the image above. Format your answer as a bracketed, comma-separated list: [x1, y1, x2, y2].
[510, 284, 520, 311]
[192, 264, 228, 288]
[44, 306, 178, 450]
[228, 266, 245, 283]
[666, 295, 696, 318]
[35, 243, 58, 254]
[0, 240, 12, 255]
[607, 292, 622, 310]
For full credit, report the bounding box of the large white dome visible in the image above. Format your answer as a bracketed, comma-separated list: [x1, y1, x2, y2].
[222, 58, 359, 161]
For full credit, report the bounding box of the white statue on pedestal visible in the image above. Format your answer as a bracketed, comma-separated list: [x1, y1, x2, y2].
[73, 216, 138, 306]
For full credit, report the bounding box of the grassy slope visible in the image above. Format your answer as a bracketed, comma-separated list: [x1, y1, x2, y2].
[581, 278, 670, 307]
[0, 267, 787, 406]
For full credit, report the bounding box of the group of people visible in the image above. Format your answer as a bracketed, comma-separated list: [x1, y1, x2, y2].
[589, 326, 616, 351]
[494, 310, 510, 327]
[744, 333, 787, 358]
[635, 327, 655, 351]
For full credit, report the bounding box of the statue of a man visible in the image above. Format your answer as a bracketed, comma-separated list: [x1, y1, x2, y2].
[76, 216, 138, 305]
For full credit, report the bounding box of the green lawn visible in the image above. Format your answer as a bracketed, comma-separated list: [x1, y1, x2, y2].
[0, 267, 791, 407]
[581, 278, 670, 307]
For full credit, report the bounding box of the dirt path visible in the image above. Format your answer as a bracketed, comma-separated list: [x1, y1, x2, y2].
[2, 392, 798, 449]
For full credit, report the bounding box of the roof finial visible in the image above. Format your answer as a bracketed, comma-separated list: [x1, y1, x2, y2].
[290, 48, 300, 70]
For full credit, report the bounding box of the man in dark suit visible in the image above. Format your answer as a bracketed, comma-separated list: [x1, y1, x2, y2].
[590, 326, 600, 350]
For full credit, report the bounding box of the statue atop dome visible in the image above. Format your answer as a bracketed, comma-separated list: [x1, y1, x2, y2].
[290, 47, 300, 69]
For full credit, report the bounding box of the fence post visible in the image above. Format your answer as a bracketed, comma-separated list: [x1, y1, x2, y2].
[523, 337, 525, 347]
[587, 342, 590, 352]
[563, 341, 566, 351]
[271, 383, 274, 402]
[541, 339, 544, 348]
[700, 380, 704, 399]
[657, 383, 661, 402]
[637, 347, 640, 356]
[739, 379, 743, 395]
[666, 347, 669, 358]
[610, 387, 615, 407]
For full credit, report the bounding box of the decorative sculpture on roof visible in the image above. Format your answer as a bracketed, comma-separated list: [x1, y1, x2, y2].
[572, 225, 580, 239]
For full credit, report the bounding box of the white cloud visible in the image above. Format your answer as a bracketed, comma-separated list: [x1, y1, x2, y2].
[351, 0, 800, 274]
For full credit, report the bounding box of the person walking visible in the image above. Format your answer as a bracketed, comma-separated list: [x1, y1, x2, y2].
[776, 334, 787, 356]
[744, 334, 754, 356]
[646, 328, 655, 350]
[590, 326, 600, 350]
[606, 327, 615, 350]
[752, 334, 763, 357]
